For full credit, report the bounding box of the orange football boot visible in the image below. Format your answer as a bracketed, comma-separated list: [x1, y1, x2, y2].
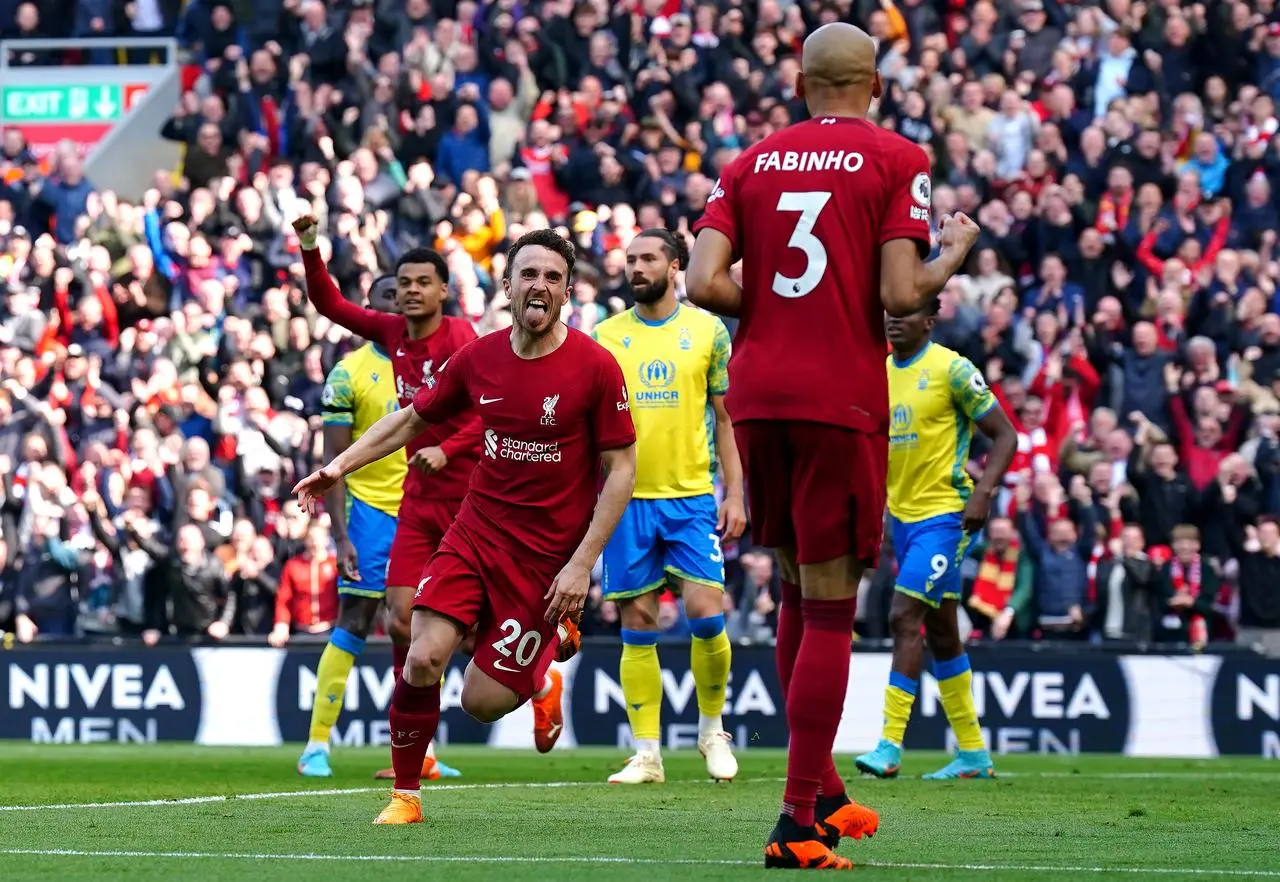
[532, 667, 565, 753]
[372, 791, 424, 825]
[373, 755, 442, 780]
[764, 815, 854, 870]
[815, 795, 880, 849]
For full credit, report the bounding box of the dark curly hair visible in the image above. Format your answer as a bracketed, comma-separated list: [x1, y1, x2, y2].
[397, 247, 449, 284]
[635, 228, 689, 270]
[505, 228, 576, 281]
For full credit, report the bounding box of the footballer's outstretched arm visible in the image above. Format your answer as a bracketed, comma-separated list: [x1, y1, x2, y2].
[294, 214, 396, 343]
[294, 407, 427, 510]
[880, 213, 981, 317]
[686, 229, 743, 318]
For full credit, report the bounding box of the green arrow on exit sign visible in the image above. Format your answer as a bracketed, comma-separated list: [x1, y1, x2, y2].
[2, 85, 124, 123]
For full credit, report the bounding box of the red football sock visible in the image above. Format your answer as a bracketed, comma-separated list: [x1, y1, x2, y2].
[821, 761, 847, 799]
[776, 581, 803, 699]
[388, 677, 440, 791]
[782, 597, 856, 828]
[392, 642, 409, 683]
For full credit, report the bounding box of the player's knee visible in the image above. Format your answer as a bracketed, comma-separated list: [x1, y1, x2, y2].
[404, 638, 449, 683]
[337, 597, 380, 637]
[775, 547, 800, 585]
[619, 598, 659, 632]
[385, 605, 413, 645]
[890, 602, 925, 642]
[925, 620, 963, 660]
[682, 586, 723, 621]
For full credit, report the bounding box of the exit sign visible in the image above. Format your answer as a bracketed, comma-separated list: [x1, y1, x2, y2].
[1, 85, 136, 123]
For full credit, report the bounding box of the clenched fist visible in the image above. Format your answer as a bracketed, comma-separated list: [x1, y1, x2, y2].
[939, 211, 981, 257]
[291, 214, 320, 250]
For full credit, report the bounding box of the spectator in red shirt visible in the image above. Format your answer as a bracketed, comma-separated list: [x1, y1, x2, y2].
[268, 522, 338, 646]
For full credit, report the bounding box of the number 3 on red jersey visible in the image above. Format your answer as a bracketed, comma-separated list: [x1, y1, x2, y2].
[771, 191, 834, 299]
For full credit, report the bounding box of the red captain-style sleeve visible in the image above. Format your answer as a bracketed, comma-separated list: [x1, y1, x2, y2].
[590, 344, 637, 451]
[301, 248, 403, 348]
[692, 155, 743, 257]
[412, 340, 475, 426]
[878, 136, 934, 256]
[435, 319, 483, 460]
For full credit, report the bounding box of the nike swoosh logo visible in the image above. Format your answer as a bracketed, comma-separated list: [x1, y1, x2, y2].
[396, 348, 406, 357]
[492, 658, 520, 673]
[390, 741, 415, 749]
[479, 395, 503, 404]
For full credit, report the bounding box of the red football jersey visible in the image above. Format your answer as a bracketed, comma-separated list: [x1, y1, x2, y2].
[412, 328, 635, 561]
[303, 250, 481, 500]
[693, 116, 932, 434]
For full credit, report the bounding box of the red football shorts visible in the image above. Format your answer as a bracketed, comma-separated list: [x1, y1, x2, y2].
[412, 522, 561, 703]
[385, 497, 462, 589]
[734, 420, 887, 567]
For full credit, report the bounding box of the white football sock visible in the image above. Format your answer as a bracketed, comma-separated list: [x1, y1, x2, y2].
[635, 738, 661, 757]
[698, 713, 723, 739]
[305, 739, 330, 755]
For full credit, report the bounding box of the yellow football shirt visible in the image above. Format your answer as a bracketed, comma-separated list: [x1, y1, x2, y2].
[321, 343, 406, 517]
[886, 342, 998, 523]
[594, 304, 731, 498]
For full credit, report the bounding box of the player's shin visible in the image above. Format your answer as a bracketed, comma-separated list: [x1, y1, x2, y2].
[783, 597, 856, 827]
[308, 628, 366, 750]
[688, 613, 730, 736]
[619, 629, 663, 755]
[883, 672, 918, 747]
[387, 676, 442, 793]
[392, 643, 409, 682]
[775, 580, 803, 698]
[934, 654, 985, 752]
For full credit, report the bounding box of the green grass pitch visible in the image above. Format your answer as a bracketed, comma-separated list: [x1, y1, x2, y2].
[1, 744, 1277, 880]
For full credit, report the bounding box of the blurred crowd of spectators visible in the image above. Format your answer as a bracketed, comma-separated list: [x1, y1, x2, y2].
[1, 0, 1279, 654]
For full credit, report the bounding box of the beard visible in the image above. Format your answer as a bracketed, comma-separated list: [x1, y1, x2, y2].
[628, 275, 668, 305]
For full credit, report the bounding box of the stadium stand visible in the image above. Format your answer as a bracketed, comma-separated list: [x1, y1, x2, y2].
[0, 0, 1278, 656]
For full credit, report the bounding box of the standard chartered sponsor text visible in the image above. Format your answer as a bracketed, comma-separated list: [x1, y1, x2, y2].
[500, 436, 562, 462]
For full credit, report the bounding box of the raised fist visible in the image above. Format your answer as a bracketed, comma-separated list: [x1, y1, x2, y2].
[939, 212, 981, 256]
[291, 214, 319, 250]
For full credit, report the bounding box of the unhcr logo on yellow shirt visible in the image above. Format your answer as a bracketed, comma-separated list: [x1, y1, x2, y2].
[635, 359, 680, 407]
[889, 402, 919, 449]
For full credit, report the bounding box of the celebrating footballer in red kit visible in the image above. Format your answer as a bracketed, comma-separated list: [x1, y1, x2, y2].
[296, 215, 479, 780]
[294, 229, 637, 826]
[687, 22, 981, 870]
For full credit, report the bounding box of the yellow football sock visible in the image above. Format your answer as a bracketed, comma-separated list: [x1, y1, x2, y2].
[882, 672, 918, 747]
[689, 614, 731, 722]
[620, 631, 662, 744]
[308, 629, 364, 743]
[936, 655, 985, 752]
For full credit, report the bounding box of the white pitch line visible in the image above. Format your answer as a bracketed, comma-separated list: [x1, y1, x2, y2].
[995, 771, 1280, 781]
[3, 769, 1279, 813]
[0, 780, 597, 812]
[3, 848, 1279, 877]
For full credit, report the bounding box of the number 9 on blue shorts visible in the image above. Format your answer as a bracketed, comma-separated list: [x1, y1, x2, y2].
[890, 512, 970, 607]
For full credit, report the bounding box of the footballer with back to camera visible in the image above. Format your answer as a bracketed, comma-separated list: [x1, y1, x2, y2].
[687, 21, 981, 870]
[294, 228, 637, 825]
[592, 229, 747, 785]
